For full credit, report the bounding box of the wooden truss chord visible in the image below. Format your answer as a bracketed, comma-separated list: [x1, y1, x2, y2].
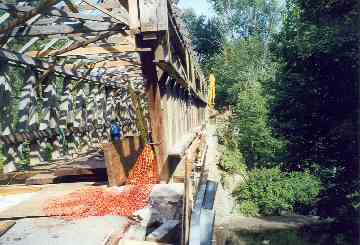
[1, 21, 124, 37]
[63, 60, 141, 70]
[0, 0, 62, 37]
[0, 48, 105, 83]
[80, 0, 129, 24]
[0, 3, 113, 22]
[26, 45, 152, 57]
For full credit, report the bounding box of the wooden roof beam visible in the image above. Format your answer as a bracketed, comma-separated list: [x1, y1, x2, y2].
[63, 60, 140, 69]
[0, 3, 110, 22]
[1, 21, 124, 37]
[81, 0, 129, 25]
[26, 45, 151, 57]
[0, 48, 108, 83]
[0, 0, 62, 44]
[64, 0, 79, 13]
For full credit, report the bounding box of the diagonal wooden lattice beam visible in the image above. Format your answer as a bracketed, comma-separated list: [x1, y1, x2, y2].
[0, 0, 63, 46]
[80, 0, 129, 24]
[35, 27, 129, 83]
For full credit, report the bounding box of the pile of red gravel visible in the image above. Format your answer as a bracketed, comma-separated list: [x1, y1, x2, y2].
[44, 145, 159, 220]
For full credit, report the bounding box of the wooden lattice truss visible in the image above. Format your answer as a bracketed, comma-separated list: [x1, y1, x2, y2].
[0, 0, 208, 176]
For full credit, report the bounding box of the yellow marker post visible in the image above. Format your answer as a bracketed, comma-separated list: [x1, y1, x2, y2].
[208, 74, 216, 109]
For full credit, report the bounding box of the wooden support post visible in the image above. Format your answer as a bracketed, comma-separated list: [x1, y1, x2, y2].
[141, 51, 169, 182]
[128, 0, 140, 32]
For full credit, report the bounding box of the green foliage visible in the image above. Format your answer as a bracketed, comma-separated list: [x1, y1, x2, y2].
[206, 38, 273, 107]
[238, 200, 259, 217]
[182, 9, 225, 62]
[208, 38, 285, 168]
[220, 147, 247, 174]
[231, 83, 285, 168]
[234, 167, 321, 216]
[216, 121, 237, 147]
[208, 0, 283, 41]
[269, 0, 359, 221]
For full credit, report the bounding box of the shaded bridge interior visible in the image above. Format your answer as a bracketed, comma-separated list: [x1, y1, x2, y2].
[0, 0, 208, 181]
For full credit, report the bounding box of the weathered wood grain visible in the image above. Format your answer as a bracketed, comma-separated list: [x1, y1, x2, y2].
[3, 22, 122, 37]
[103, 136, 145, 186]
[26, 45, 151, 57]
[139, 0, 168, 32]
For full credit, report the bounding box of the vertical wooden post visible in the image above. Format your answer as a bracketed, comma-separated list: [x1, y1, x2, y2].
[128, 0, 140, 32]
[0, 61, 18, 173]
[141, 51, 169, 181]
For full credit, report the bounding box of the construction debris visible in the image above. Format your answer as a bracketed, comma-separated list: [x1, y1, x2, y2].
[44, 145, 159, 220]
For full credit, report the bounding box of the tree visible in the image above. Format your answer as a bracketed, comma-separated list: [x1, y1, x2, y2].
[269, 0, 359, 226]
[208, 0, 283, 42]
[182, 9, 225, 62]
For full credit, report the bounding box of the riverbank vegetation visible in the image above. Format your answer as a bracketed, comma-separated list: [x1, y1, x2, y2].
[183, 0, 359, 242]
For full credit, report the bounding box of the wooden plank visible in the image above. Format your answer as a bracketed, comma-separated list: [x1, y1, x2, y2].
[0, 0, 62, 36]
[0, 13, 10, 24]
[18, 37, 40, 53]
[139, 0, 168, 32]
[154, 59, 187, 87]
[26, 45, 151, 57]
[0, 48, 118, 83]
[0, 221, 16, 237]
[128, 0, 140, 32]
[0, 4, 110, 22]
[39, 38, 59, 53]
[65, 0, 123, 11]
[103, 143, 127, 186]
[103, 136, 145, 186]
[63, 60, 140, 70]
[25, 173, 57, 185]
[2, 22, 121, 37]
[64, 0, 79, 13]
[81, 0, 129, 24]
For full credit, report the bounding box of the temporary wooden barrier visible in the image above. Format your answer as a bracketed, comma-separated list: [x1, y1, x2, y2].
[103, 136, 145, 186]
